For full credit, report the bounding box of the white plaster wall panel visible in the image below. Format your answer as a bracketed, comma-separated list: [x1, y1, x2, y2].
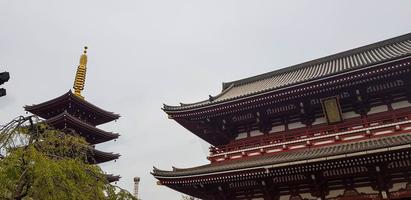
[300, 192, 316, 199]
[342, 111, 361, 119]
[392, 100, 411, 109]
[279, 195, 290, 200]
[312, 117, 326, 125]
[269, 125, 285, 133]
[390, 182, 408, 192]
[368, 105, 388, 115]
[288, 122, 305, 129]
[235, 132, 247, 140]
[326, 189, 345, 198]
[355, 186, 377, 194]
[250, 130, 264, 137]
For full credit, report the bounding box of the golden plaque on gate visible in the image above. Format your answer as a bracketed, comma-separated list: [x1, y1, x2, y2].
[321, 96, 343, 124]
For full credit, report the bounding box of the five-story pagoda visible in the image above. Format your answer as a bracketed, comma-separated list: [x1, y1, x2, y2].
[153, 33, 411, 199]
[25, 47, 121, 182]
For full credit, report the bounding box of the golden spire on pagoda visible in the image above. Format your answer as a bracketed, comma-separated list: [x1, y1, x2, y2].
[73, 46, 88, 99]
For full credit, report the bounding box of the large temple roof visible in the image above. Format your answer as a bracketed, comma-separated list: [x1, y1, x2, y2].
[25, 91, 120, 125]
[164, 32, 411, 112]
[45, 111, 119, 144]
[153, 133, 411, 178]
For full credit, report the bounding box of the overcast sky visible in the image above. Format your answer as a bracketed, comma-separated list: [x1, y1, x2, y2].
[1, 0, 411, 199]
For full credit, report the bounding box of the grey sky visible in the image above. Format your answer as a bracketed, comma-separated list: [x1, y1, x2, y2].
[1, 0, 411, 199]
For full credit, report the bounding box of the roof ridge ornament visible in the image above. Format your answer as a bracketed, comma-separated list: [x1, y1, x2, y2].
[73, 46, 88, 99]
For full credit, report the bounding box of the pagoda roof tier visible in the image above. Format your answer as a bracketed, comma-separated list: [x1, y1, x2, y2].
[105, 174, 121, 183]
[45, 111, 120, 145]
[25, 91, 120, 126]
[152, 133, 411, 178]
[163, 33, 411, 113]
[89, 148, 120, 164]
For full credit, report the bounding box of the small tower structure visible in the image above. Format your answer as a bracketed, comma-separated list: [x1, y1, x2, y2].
[133, 177, 140, 199]
[25, 47, 121, 182]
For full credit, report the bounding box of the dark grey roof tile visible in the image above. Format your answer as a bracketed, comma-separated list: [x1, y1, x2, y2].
[153, 133, 411, 177]
[164, 33, 411, 111]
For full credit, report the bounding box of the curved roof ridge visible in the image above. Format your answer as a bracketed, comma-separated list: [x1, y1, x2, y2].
[163, 32, 411, 112]
[214, 83, 234, 99]
[224, 32, 411, 88]
[25, 90, 120, 123]
[90, 148, 120, 164]
[152, 133, 411, 177]
[45, 111, 120, 141]
[152, 163, 212, 174]
[163, 101, 208, 110]
[69, 90, 120, 119]
[92, 148, 120, 160]
[163, 83, 235, 110]
[24, 90, 72, 110]
[105, 174, 121, 183]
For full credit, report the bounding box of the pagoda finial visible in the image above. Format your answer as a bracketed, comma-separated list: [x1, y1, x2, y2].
[73, 46, 88, 99]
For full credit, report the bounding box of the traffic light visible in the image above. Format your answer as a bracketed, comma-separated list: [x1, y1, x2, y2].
[0, 72, 9, 97]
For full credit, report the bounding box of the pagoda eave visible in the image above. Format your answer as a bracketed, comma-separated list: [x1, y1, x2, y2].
[25, 91, 120, 126]
[90, 148, 120, 164]
[106, 174, 121, 183]
[45, 111, 120, 144]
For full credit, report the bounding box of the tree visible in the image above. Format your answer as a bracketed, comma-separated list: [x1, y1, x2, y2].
[0, 116, 136, 200]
